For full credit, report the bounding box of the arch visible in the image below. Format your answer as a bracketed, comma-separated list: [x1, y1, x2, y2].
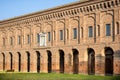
[73, 49, 79, 74]
[18, 52, 21, 72]
[36, 51, 40, 73]
[47, 50, 52, 73]
[59, 50, 64, 73]
[105, 47, 114, 75]
[9, 52, 13, 70]
[26, 51, 30, 72]
[87, 48, 95, 75]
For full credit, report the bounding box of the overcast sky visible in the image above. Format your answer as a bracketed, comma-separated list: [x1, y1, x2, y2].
[0, 0, 79, 20]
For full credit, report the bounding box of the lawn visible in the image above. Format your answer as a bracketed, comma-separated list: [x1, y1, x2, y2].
[0, 73, 120, 80]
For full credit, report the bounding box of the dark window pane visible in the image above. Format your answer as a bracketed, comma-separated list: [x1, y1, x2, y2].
[3, 38, 5, 46]
[27, 35, 30, 44]
[81, 27, 83, 38]
[54, 31, 56, 40]
[98, 25, 100, 36]
[60, 30, 63, 40]
[48, 32, 51, 41]
[73, 28, 77, 39]
[106, 24, 111, 36]
[18, 36, 21, 45]
[37, 33, 40, 43]
[89, 26, 93, 37]
[10, 37, 13, 45]
[117, 22, 119, 34]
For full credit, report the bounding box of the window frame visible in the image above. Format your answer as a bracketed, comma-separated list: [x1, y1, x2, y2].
[37, 33, 40, 43]
[73, 28, 77, 39]
[88, 26, 93, 37]
[27, 35, 30, 44]
[60, 30, 63, 40]
[18, 36, 21, 45]
[10, 37, 13, 45]
[106, 24, 111, 36]
[48, 32, 51, 42]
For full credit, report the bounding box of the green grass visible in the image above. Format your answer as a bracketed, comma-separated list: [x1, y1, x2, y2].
[0, 73, 120, 80]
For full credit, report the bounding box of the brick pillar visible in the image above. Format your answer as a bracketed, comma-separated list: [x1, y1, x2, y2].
[114, 55, 120, 75]
[14, 54, 18, 72]
[0, 54, 3, 71]
[30, 51, 37, 73]
[95, 54, 105, 75]
[52, 50, 60, 73]
[64, 53, 73, 73]
[21, 52, 27, 72]
[40, 50, 47, 73]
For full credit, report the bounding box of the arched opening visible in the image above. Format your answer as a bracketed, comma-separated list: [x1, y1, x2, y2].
[26, 52, 30, 72]
[105, 47, 114, 75]
[47, 50, 52, 73]
[36, 51, 40, 73]
[73, 49, 79, 74]
[2, 53, 5, 71]
[18, 52, 21, 72]
[59, 50, 64, 73]
[88, 48, 95, 75]
[9, 52, 13, 70]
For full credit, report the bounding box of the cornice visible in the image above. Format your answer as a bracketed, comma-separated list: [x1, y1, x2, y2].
[0, 0, 119, 27]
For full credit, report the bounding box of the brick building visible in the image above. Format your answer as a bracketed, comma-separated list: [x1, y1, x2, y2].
[0, 0, 120, 75]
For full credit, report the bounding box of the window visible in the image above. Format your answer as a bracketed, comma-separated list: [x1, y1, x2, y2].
[81, 27, 83, 38]
[48, 32, 51, 41]
[54, 31, 56, 40]
[37, 33, 40, 43]
[117, 22, 119, 34]
[98, 25, 100, 36]
[67, 29, 69, 39]
[60, 30, 63, 40]
[88, 26, 93, 37]
[73, 28, 77, 39]
[106, 24, 111, 36]
[3, 38, 5, 46]
[18, 36, 21, 45]
[39, 33, 46, 46]
[10, 37, 13, 45]
[27, 35, 30, 44]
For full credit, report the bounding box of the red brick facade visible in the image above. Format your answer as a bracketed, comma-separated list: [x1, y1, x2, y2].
[0, 0, 120, 75]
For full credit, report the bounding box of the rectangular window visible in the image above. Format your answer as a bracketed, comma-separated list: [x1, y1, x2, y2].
[60, 30, 63, 40]
[3, 38, 5, 46]
[106, 24, 111, 36]
[117, 22, 119, 34]
[88, 26, 93, 37]
[27, 35, 30, 44]
[48, 32, 51, 41]
[54, 31, 56, 40]
[37, 33, 40, 43]
[73, 28, 77, 39]
[10, 37, 13, 45]
[39, 33, 46, 46]
[18, 36, 21, 45]
[81, 27, 83, 38]
[98, 25, 100, 36]
[67, 29, 69, 39]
